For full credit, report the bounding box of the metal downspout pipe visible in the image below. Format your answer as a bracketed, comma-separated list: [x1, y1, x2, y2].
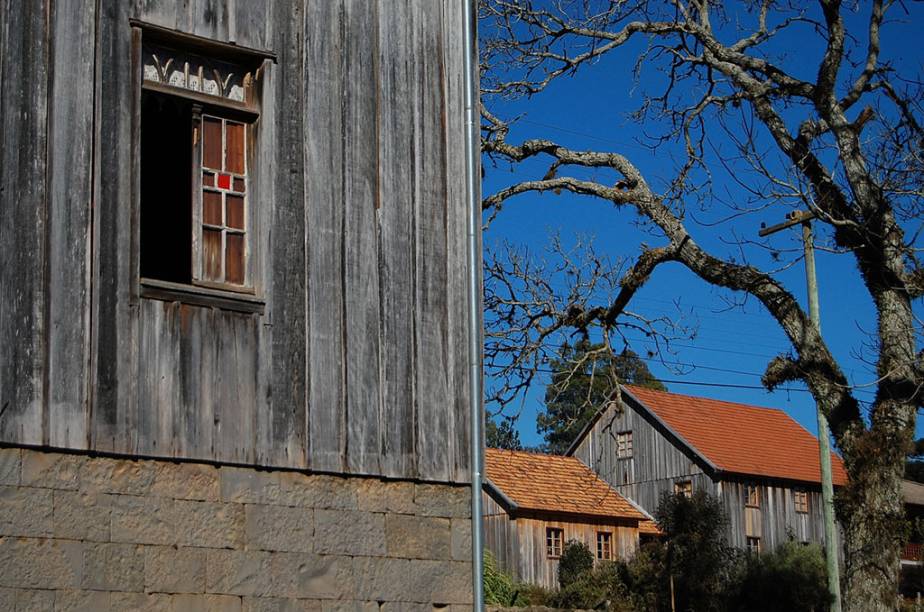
[461, 0, 485, 609]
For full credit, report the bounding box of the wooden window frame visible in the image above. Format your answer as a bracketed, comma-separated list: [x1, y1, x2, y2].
[616, 430, 633, 459]
[744, 484, 760, 508]
[596, 531, 613, 561]
[193, 110, 250, 290]
[746, 536, 761, 555]
[793, 489, 809, 514]
[132, 21, 273, 309]
[674, 480, 692, 498]
[546, 527, 564, 559]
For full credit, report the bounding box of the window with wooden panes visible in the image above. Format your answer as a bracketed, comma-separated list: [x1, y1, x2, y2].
[197, 114, 248, 286]
[596, 531, 613, 561]
[794, 489, 809, 514]
[136, 24, 268, 295]
[745, 484, 760, 508]
[616, 431, 633, 459]
[674, 480, 692, 498]
[546, 527, 564, 558]
[746, 536, 761, 555]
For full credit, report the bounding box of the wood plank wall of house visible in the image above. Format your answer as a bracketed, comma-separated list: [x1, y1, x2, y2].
[0, 0, 474, 484]
[572, 397, 716, 513]
[513, 517, 638, 589]
[720, 480, 830, 550]
[483, 491, 519, 579]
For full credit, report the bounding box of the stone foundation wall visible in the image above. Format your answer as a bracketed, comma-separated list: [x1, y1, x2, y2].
[0, 447, 473, 611]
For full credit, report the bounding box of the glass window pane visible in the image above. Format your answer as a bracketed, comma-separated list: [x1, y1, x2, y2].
[202, 117, 223, 170]
[233, 177, 245, 193]
[226, 195, 244, 230]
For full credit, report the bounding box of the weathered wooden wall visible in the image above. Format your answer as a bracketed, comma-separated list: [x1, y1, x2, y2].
[720, 480, 832, 551]
[483, 491, 519, 579]
[571, 395, 716, 514]
[483, 492, 639, 589]
[0, 0, 475, 484]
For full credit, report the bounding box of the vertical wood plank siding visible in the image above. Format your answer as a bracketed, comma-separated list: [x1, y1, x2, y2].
[0, 0, 50, 445]
[483, 492, 640, 589]
[0, 0, 473, 484]
[572, 398, 715, 514]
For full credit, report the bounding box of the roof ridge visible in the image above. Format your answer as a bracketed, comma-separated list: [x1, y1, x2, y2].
[624, 384, 789, 414]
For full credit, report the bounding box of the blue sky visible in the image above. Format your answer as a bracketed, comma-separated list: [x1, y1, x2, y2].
[480, 3, 924, 449]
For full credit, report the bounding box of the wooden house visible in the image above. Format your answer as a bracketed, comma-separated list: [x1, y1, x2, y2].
[0, 1, 478, 608]
[900, 480, 924, 597]
[483, 448, 656, 588]
[569, 386, 848, 553]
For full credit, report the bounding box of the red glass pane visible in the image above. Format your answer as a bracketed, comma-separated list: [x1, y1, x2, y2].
[203, 191, 222, 225]
[202, 171, 214, 187]
[217, 174, 231, 190]
[233, 177, 245, 193]
[202, 228, 222, 281]
[226, 233, 244, 284]
[202, 117, 222, 170]
[226, 122, 245, 174]
[226, 195, 244, 230]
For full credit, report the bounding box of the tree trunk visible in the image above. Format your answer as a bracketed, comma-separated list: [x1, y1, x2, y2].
[841, 403, 914, 612]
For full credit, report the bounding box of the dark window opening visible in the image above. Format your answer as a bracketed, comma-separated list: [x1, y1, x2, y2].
[140, 91, 193, 284]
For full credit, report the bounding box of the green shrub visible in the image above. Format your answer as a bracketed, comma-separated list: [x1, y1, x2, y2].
[549, 559, 635, 610]
[730, 541, 832, 612]
[483, 550, 521, 606]
[558, 539, 595, 589]
[656, 490, 739, 612]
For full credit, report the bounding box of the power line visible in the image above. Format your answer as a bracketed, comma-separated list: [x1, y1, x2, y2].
[483, 361, 878, 397]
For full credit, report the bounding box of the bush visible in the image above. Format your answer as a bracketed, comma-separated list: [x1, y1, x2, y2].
[484, 550, 522, 606]
[656, 490, 739, 611]
[549, 559, 635, 611]
[558, 539, 595, 589]
[730, 541, 832, 612]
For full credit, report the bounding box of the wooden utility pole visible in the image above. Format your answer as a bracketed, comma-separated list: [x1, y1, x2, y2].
[759, 211, 842, 612]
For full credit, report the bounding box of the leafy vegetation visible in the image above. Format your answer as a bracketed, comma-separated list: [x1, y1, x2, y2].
[558, 540, 596, 590]
[538, 340, 665, 454]
[485, 415, 523, 450]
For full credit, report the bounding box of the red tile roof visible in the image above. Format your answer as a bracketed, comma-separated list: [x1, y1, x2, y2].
[638, 520, 662, 536]
[485, 448, 646, 521]
[623, 385, 848, 486]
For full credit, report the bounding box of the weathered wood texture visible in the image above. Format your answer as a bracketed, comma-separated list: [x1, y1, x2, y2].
[0, 0, 474, 484]
[720, 479, 838, 553]
[483, 491, 640, 589]
[572, 395, 716, 515]
[573, 397, 839, 552]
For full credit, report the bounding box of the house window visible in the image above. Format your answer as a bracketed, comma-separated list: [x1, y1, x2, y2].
[137, 25, 267, 294]
[794, 489, 809, 514]
[616, 431, 633, 458]
[746, 536, 761, 555]
[596, 531, 613, 561]
[546, 527, 564, 558]
[674, 480, 692, 498]
[197, 113, 248, 285]
[745, 484, 760, 508]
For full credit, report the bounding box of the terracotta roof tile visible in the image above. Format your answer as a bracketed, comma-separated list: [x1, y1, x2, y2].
[623, 385, 848, 486]
[638, 520, 662, 535]
[485, 448, 645, 521]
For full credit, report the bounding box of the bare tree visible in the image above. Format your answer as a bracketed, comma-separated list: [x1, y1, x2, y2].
[480, 1, 923, 609]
